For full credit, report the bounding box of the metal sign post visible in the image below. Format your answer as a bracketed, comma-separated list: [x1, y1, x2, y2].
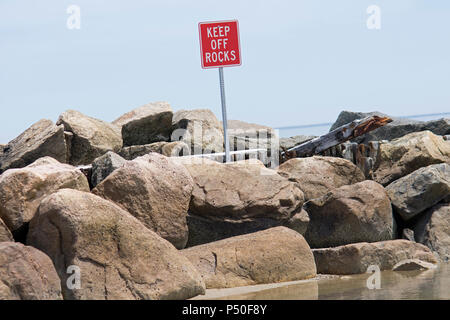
[218, 67, 231, 162]
[198, 20, 241, 163]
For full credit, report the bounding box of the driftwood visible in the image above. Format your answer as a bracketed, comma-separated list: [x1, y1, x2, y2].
[280, 115, 392, 162]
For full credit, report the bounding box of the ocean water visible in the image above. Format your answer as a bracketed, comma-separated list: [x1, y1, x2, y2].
[214, 263, 450, 300]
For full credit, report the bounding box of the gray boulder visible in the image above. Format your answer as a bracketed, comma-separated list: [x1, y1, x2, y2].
[386, 163, 450, 221]
[414, 202, 450, 262]
[113, 102, 173, 147]
[279, 135, 316, 150]
[330, 110, 450, 144]
[0, 119, 66, 173]
[57, 110, 122, 165]
[91, 151, 127, 187]
[118, 141, 188, 160]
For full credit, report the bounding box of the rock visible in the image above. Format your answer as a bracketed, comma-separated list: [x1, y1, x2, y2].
[92, 153, 193, 249]
[118, 141, 188, 160]
[177, 158, 304, 222]
[402, 228, 415, 242]
[283, 209, 310, 236]
[0, 242, 63, 300]
[374, 131, 450, 186]
[0, 157, 90, 232]
[279, 135, 317, 150]
[304, 180, 395, 248]
[312, 240, 438, 275]
[186, 209, 308, 247]
[91, 152, 127, 187]
[0, 217, 13, 242]
[414, 202, 450, 262]
[0, 119, 66, 173]
[277, 156, 365, 201]
[386, 163, 450, 221]
[226, 120, 278, 152]
[171, 109, 224, 154]
[27, 189, 205, 300]
[57, 110, 122, 165]
[392, 259, 437, 271]
[113, 102, 173, 147]
[182, 227, 316, 289]
[330, 110, 450, 144]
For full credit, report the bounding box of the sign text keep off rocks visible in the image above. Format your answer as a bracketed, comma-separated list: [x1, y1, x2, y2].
[199, 20, 241, 68]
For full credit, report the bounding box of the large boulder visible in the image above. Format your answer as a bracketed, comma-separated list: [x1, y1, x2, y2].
[414, 202, 450, 262]
[186, 209, 309, 247]
[90, 151, 127, 188]
[330, 110, 450, 144]
[57, 110, 122, 165]
[0, 119, 66, 173]
[27, 189, 205, 300]
[312, 240, 438, 275]
[0, 157, 90, 232]
[118, 141, 188, 160]
[386, 163, 450, 221]
[182, 227, 316, 289]
[178, 158, 304, 222]
[113, 102, 173, 147]
[0, 217, 13, 242]
[171, 109, 224, 154]
[304, 180, 395, 248]
[92, 153, 193, 249]
[277, 156, 365, 201]
[373, 131, 450, 186]
[0, 242, 63, 300]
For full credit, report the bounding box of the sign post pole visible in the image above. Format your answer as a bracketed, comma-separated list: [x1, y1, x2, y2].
[198, 20, 241, 163]
[218, 67, 231, 162]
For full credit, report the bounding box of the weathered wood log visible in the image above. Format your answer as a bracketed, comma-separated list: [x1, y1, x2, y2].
[281, 115, 392, 162]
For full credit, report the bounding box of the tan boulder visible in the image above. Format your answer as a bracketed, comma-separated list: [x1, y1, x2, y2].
[373, 131, 450, 186]
[57, 110, 122, 165]
[93, 153, 193, 249]
[277, 156, 365, 201]
[312, 240, 438, 275]
[0, 242, 63, 300]
[27, 189, 205, 300]
[113, 102, 173, 147]
[182, 227, 316, 289]
[0, 157, 89, 232]
[178, 158, 304, 222]
[0, 119, 66, 173]
[0, 217, 13, 242]
[304, 180, 395, 248]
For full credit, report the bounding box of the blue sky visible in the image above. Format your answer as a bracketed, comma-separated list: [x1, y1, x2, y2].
[1, 0, 449, 142]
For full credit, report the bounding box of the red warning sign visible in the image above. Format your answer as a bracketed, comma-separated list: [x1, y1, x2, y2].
[198, 20, 241, 69]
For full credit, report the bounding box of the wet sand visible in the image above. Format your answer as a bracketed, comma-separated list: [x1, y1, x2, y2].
[192, 263, 450, 300]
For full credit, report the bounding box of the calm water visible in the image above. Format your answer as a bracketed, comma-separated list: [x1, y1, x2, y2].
[216, 263, 450, 300]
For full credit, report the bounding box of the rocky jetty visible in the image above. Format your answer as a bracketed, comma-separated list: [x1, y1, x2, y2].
[0, 105, 448, 300]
